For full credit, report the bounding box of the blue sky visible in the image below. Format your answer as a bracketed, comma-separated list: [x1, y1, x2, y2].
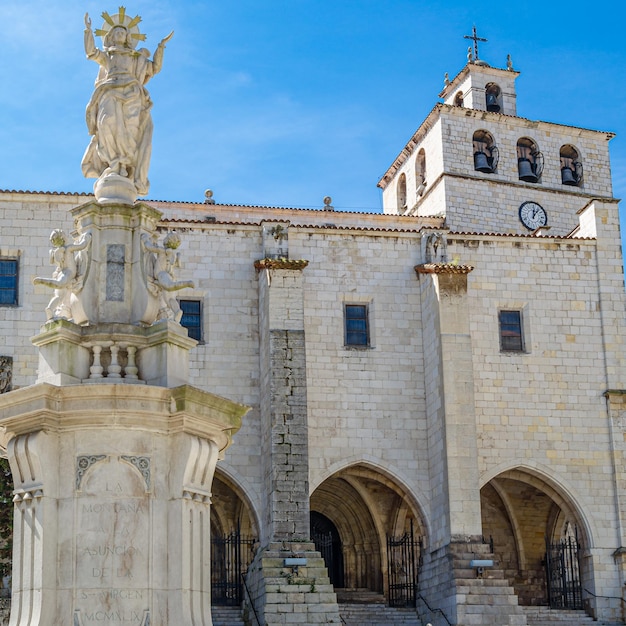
[1, 2, 625, 227]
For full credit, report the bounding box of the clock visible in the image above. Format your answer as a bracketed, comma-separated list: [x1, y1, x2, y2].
[519, 201, 547, 230]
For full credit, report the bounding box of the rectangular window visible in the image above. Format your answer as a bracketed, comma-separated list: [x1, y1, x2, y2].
[179, 299, 203, 342]
[0, 259, 18, 306]
[344, 304, 369, 347]
[499, 310, 523, 351]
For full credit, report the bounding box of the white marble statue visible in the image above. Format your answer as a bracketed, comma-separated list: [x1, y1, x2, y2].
[141, 232, 194, 323]
[33, 230, 92, 324]
[81, 8, 173, 201]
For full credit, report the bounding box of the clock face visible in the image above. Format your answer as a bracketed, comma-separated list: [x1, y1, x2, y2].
[519, 201, 547, 230]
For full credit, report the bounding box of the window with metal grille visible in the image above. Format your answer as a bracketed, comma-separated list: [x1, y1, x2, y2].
[0, 259, 18, 306]
[179, 299, 202, 342]
[344, 304, 369, 347]
[499, 310, 523, 351]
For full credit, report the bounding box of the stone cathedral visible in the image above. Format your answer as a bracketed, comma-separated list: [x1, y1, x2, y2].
[1, 12, 626, 626]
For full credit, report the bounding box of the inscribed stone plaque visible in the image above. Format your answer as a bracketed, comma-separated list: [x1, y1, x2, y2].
[74, 455, 150, 623]
[106, 244, 125, 301]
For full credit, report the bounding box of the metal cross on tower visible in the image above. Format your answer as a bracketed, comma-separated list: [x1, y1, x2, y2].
[464, 25, 487, 60]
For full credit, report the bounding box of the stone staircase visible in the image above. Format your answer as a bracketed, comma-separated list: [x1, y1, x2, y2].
[445, 543, 527, 626]
[337, 589, 421, 626]
[521, 605, 615, 625]
[211, 605, 246, 626]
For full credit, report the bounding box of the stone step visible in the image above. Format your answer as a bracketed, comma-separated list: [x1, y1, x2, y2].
[339, 603, 421, 626]
[336, 588, 386, 604]
[211, 605, 246, 626]
[520, 605, 603, 625]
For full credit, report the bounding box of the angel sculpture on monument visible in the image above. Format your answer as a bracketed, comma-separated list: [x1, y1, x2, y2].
[141, 232, 194, 324]
[33, 230, 92, 325]
[82, 7, 173, 203]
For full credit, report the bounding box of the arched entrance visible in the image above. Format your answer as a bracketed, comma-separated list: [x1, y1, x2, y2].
[310, 463, 425, 605]
[481, 469, 590, 609]
[210, 471, 258, 606]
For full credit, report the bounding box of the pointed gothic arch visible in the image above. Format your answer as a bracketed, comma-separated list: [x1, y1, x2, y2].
[210, 468, 259, 539]
[480, 467, 593, 608]
[210, 469, 260, 607]
[310, 462, 426, 601]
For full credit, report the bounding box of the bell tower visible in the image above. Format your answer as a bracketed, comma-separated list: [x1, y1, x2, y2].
[378, 33, 614, 237]
[439, 60, 519, 116]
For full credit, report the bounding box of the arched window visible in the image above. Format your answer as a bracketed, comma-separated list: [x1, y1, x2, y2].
[485, 83, 502, 112]
[415, 149, 427, 197]
[517, 137, 543, 183]
[472, 130, 498, 174]
[560, 145, 583, 186]
[397, 173, 407, 213]
[454, 91, 464, 107]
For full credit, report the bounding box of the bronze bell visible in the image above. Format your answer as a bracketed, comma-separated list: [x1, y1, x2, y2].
[561, 167, 577, 185]
[474, 151, 492, 173]
[518, 158, 538, 182]
[486, 93, 500, 112]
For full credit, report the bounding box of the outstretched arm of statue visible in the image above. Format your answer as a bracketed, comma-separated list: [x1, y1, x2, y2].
[84, 13, 99, 59]
[152, 31, 174, 75]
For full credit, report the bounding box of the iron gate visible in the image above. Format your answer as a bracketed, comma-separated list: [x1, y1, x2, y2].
[313, 529, 334, 581]
[211, 530, 256, 606]
[545, 534, 583, 610]
[386, 521, 420, 607]
[311, 512, 344, 587]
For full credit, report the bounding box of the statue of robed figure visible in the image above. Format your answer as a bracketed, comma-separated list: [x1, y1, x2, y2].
[82, 7, 173, 204]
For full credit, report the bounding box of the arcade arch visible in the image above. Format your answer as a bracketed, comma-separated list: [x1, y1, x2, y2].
[310, 463, 426, 601]
[210, 469, 259, 539]
[210, 470, 259, 606]
[481, 468, 591, 608]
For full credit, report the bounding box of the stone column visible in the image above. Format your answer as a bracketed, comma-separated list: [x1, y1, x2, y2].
[256, 259, 310, 543]
[416, 262, 481, 545]
[604, 390, 626, 623]
[583, 200, 626, 623]
[415, 262, 518, 626]
[243, 257, 340, 626]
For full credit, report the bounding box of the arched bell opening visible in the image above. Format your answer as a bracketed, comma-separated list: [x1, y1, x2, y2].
[210, 471, 259, 607]
[454, 91, 464, 107]
[415, 148, 427, 198]
[481, 469, 591, 611]
[485, 82, 502, 113]
[472, 129, 498, 174]
[396, 173, 407, 214]
[310, 464, 426, 607]
[560, 144, 583, 186]
[517, 137, 543, 183]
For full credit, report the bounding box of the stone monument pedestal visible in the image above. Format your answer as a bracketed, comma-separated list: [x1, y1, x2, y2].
[0, 383, 247, 626]
[4, 193, 250, 624]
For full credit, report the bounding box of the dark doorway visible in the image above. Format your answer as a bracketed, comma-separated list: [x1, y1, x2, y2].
[311, 511, 344, 588]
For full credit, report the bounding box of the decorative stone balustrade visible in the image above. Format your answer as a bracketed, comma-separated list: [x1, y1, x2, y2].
[85, 342, 143, 382]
